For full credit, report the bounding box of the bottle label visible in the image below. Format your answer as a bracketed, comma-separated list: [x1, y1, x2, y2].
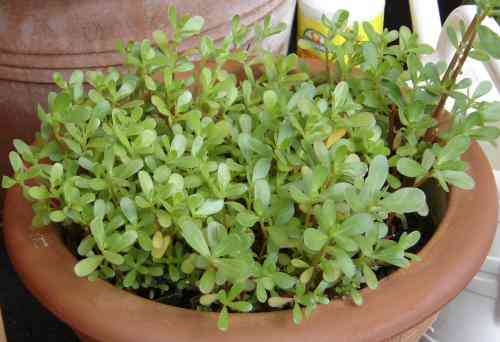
[297, 10, 384, 59]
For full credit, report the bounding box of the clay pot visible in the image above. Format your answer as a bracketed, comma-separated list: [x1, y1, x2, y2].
[0, 0, 296, 175]
[3, 134, 497, 341]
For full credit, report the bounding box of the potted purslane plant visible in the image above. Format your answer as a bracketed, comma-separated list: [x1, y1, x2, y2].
[2, 2, 500, 341]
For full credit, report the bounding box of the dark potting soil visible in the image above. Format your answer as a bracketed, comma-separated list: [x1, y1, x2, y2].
[59, 201, 440, 312]
[373, 211, 437, 281]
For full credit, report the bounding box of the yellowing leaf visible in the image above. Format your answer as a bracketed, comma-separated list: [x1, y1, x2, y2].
[325, 128, 347, 148]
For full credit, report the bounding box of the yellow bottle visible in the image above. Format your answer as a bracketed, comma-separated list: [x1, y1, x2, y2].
[297, 0, 386, 59]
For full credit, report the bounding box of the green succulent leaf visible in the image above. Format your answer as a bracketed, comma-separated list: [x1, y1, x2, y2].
[195, 199, 224, 216]
[440, 170, 475, 190]
[199, 269, 216, 294]
[179, 217, 210, 257]
[478, 25, 500, 59]
[381, 188, 428, 215]
[182, 16, 205, 33]
[479, 101, 500, 122]
[363, 264, 378, 289]
[217, 306, 229, 332]
[27, 185, 50, 200]
[303, 228, 328, 251]
[365, 155, 388, 198]
[216, 258, 252, 282]
[74, 256, 104, 277]
[396, 158, 425, 178]
[439, 135, 470, 162]
[176, 90, 192, 113]
[120, 197, 138, 224]
[339, 213, 374, 236]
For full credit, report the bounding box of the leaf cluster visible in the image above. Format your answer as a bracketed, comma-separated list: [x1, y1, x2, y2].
[3, 3, 500, 331]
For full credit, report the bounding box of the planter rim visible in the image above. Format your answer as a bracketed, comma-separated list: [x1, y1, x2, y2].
[3, 143, 498, 342]
[0, 0, 285, 83]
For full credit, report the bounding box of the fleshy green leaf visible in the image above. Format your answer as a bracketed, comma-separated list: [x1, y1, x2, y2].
[339, 213, 374, 236]
[439, 135, 470, 162]
[263, 90, 278, 110]
[381, 188, 428, 215]
[179, 218, 210, 257]
[49, 210, 65, 222]
[235, 211, 259, 228]
[110, 231, 138, 252]
[9, 151, 23, 173]
[268, 297, 293, 308]
[2, 176, 16, 189]
[473, 81, 492, 99]
[182, 16, 205, 33]
[254, 179, 271, 208]
[303, 228, 328, 251]
[176, 90, 192, 113]
[440, 170, 475, 190]
[151, 95, 169, 115]
[253, 158, 272, 181]
[363, 264, 378, 289]
[216, 258, 252, 282]
[199, 269, 216, 294]
[217, 306, 229, 331]
[479, 101, 500, 122]
[53, 93, 72, 113]
[103, 250, 124, 265]
[272, 272, 297, 289]
[365, 155, 388, 197]
[396, 158, 425, 178]
[195, 199, 224, 216]
[292, 303, 303, 324]
[478, 25, 500, 59]
[28, 186, 50, 200]
[217, 163, 231, 190]
[138, 171, 154, 196]
[399, 231, 421, 249]
[90, 218, 106, 250]
[229, 301, 253, 312]
[120, 197, 138, 224]
[74, 256, 104, 277]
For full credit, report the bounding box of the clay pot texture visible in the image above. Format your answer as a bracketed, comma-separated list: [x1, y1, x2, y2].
[0, 0, 295, 175]
[3, 131, 498, 342]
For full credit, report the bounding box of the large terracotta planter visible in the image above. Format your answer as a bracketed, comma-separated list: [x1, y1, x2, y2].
[3, 140, 497, 341]
[0, 0, 295, 175]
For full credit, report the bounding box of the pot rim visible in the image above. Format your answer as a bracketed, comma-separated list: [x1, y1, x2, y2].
[0, 0, 286, 83]
[3, 142, 498, 342]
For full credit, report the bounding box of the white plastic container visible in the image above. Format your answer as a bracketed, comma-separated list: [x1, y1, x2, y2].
[297, 0, 385, 59]
[262, 0, 297, 54]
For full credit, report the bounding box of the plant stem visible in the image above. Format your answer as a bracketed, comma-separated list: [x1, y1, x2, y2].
[388, 104, 398, 153]
[258, 222, 267, 257]
[426, 11, 488, 142]
[434, 14, 481, 113]
[413, 175, 430, 188]
[325, 48, 331, 86]
[305, 209, 313, 226]
[387, 213, 398, 237]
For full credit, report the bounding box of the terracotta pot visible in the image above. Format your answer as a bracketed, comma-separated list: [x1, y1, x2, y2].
[0, 0, 296, 175]
[3, 137, 497, 341]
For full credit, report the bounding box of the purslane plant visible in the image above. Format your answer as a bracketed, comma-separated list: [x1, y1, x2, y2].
[3, 2, 500, 331]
